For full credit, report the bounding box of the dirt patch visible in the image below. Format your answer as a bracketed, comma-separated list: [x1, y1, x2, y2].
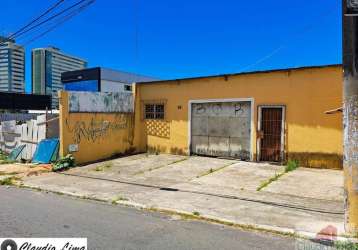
[0, 163, 52, 180]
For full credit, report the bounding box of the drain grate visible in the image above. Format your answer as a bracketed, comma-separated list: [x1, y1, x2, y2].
[159, 187, 179, 192]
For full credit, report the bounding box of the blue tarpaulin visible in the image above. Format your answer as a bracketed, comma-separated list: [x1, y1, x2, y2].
[32, 138, 59, 164]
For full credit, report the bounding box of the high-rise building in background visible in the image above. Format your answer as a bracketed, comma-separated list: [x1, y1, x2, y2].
[0, 36, 25, 93]
[32, 47, 87, 108]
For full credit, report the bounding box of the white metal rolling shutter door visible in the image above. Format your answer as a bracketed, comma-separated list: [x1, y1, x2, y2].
[191, 101, 251, 160]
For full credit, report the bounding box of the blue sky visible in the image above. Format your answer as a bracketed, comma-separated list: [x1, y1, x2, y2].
[1, 0, 341, 93]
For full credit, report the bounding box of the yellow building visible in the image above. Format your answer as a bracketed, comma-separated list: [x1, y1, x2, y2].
[134, 65, 343, 169]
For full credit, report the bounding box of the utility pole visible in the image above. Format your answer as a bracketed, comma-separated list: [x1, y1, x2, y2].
[343, 0, 358, 235]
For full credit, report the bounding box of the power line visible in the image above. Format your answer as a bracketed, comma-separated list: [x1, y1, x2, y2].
[0, 0, 95, 91]
[239, 46, 285, 72]
[0, 0, 66, 47]
[22, 0, 95, 46]
[133, 0, 139, 69]
[8, 0, 66, 40]
[0, 0, 93, 48]
[12, 0, 93, 41]
[0, 0, 95, 61]
[237, 3, 338, 72]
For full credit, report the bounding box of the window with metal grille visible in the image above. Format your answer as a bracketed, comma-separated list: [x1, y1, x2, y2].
[145, 103, 165, 120]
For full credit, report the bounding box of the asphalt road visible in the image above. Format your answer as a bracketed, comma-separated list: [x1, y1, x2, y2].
[0, 186, 300, 250]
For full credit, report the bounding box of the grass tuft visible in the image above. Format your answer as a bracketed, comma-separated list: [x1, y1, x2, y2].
[112, 195, 129, 204]
[94, 163, 113, 172]
[0, 150, 15, 165]
[0, 150, 7, 160]
[285, 160, 299, 173]
[134, 157, 189, 175]
[196, 163, 235, 179]
[257, 172, 284, 191]
[335, 241, 358, 250]
[0, 159, 16, 165]
[257, 160, 300, 191]
[0, 177, 15, 186]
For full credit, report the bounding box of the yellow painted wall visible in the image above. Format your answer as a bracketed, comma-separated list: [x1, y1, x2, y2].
[59, 91, 136, 165]
[135, 66, 343, 169]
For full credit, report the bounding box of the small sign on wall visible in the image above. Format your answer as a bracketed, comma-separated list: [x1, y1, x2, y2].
[346, 0, 358, 15]
[68, 144, 79, 153]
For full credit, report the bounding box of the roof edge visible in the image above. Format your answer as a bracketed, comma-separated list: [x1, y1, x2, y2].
[137, 64, 342, 85]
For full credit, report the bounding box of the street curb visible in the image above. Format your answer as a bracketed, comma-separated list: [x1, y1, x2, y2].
[16, 182, 357, 242]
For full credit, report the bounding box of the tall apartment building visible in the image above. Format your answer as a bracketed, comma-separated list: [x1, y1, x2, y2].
[0, 36, 25, 93]
[32, 47, 87, 108]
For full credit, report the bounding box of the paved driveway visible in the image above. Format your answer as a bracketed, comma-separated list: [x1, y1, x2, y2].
[65, 154, 343, 201]
[21, 154, 345, 237]
[67, 154, 237, 186]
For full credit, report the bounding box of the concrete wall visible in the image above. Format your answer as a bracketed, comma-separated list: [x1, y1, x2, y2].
[59, 91, 136, 165]
[135, 65, 343, 169]
[68, 91, 133, 113]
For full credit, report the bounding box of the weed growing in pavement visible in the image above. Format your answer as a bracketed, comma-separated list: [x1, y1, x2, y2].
[94, 163, 113, 172]
[193, 211, 200, 216]
[111, 195, 129, 204]
[0, 177, 15, 186]
[257, 172, 284, 191]
[257, 160, 300, 191]
[195, 163, 235, 179]
[134, 157, 189, 176]
[95, 166, 103, 171]
[335, 241, 358, 250]
[285, 160, 299, 173]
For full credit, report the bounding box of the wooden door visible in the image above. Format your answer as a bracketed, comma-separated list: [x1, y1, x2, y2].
[260, 107, 283, 162]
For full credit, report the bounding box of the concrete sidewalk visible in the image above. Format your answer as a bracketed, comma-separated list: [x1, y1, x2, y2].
[18, 154, 345, 238]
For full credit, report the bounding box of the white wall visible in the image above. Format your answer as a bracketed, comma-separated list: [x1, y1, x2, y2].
[101, 79, 132, 93]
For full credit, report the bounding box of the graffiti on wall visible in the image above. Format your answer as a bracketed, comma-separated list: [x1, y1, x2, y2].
[193, 102, 249, 117]
[69, 91, 134, 113]
[66, 114, 134, 145]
